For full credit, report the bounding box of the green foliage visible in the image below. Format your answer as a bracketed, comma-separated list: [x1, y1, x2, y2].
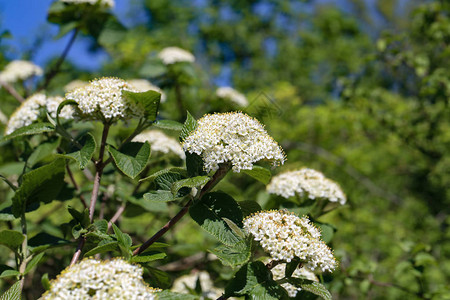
[65, 133, 96, 170]
[1, 123, 55, 142]
[107, 142, 151, 179]
[242, 166, 272, 185]
[0, 281, 21, 300]
[0, 230, 24, 251]
[122, 90, 161, 122]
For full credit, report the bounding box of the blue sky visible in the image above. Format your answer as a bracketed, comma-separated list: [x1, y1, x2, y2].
[0, 0, 131, 70]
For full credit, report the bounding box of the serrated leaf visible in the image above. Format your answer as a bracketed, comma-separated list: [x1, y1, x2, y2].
[27, 139, 60, 167]
[185, 152, 206, 177]
[143, 190, 175, 202]
[210, 240, 251, 267]
[0, 269, 20, 279]
[288, 278, 332, 300]
[238, 200, 262, 217]
[222, 218, 246, 239]
[0, 230, 25, 251]
[28, 232, 70, 254]
[242, 166, 272, 184]
[139, 167, 187, 183]
[316, 223, 335, 244]
[130, 250, 166, 263]
[0, 281, 21, 300]
[153, 120, 184, 131]
[24, 252, 44, 275]
[156, 290, 198, 300]
[68, 207, 90, 228]
[171, 176, 209, 196]
[179, 111, 197, 142]
[189, 192, 243, 246]
[122, 90, 161, 122]
[1, 123, 55, 141]
[155, 172, 186, 191]
[224, 261, 288, 299]
[112, 224, 132, 259]
[146, 266, 172, 290]
[12, 158, 66, 217]
[66, 133, 96, 170]
[84, 241, 118, 257]
[107, 142, 151, 179]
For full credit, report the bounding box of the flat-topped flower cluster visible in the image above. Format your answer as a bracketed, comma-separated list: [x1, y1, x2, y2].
[243, 210, 336, 272]
[5, 94, 72, 135]
[216, 87, 248, 107]
[41, 258, 160, 299]
[133, 130, 185, 159]
[267, 168, 346, 204]
[0, 60, 43, 83]
[158, 47, 195, 65]
[182, 112, 285, 173]
[65, 77, 144, 121]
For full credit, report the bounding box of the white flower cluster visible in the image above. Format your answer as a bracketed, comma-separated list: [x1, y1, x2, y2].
[128, 79, 167, 103]
[65, 77, 144, 121]
[64, 79, 88, 92]
[267, 168, 346, 205]
[41, 258, 160, 299]
[182, 112, 285, 173]
[216, 87, 248, 107]
[269, 262, 318, 297]
[60, 0, 115, 8]
[5, 94, 73, 135]
[243, 210, 336, 272]
[171, 271, 224, 300]
[0, 60, 43, 83]
[158, 47, 195, 65]
[132, 130, 185, 159]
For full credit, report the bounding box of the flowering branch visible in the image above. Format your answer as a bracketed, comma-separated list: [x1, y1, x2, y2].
[132, 163, 230, 256]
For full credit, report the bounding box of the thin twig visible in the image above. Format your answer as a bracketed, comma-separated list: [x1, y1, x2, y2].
[133, 164, 230, 256]
[107, 204, 126, 230]
[70, 238, 85, 266]
[37, 29, 79, 92]
[0, 80, 25, 103]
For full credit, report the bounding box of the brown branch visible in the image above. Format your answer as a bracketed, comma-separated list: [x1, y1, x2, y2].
[0, 80, 25, 103]
[133, 164, 230, 256]
[107, 204, 126, 230]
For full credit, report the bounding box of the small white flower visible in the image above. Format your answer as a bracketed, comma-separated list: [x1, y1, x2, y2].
[5, 94, 73, 135]
[268, 261, 318, 297]
[158, 47, 195, 65]
[171, 271, 223, 300]
[60, 0, 114, 8]
[216, 87, 248, 107]
[182, 112, 285, 173]
[65, 77, 144, 121]
[133, 130, 185, 159]
[41, 258, 160, 299]
[64, 79, 88, 92]
[243, 210, 337, 273]
[128, 79, 167, 103]
[0, 60, 43, 83]
[267, 168, 346, 204]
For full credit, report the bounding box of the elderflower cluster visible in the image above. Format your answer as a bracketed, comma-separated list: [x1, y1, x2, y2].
[268, 261, 318, 297]
[172, 271, 224, 300]
[243, 210, 336, 272]
[5, 94, 73, 135]
[132, 130, 185, 159]
[182, 112, 285, 173]
[65, 77, 143, 121]
[128, 79, 167, 103]
[41, 258, 160, 299]
[0, 60, 43, 83]
[64, 79, 88, 92]
[158, 47, 195, 65]
[60, 0, 115, 8]
[216, 87, 248, 107]
[267, 168, 346, 204]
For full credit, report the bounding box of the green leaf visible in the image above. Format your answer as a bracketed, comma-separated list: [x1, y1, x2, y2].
[225, 261, 288, 299]
[189, 192, 244, 246]
[242, 166, 272, 184]
[156, 290, 198, 300]
[128, 195, 169, 212]
[185, 152, 206, 177]
[287, 278, 332, 300]
[139, 58, 167, 78]
[68, 207, 90, 228]
[143, 190, 175, 202]
[0, 230, 25, 251]
[1, 123, 55, 141]
[27, 139, 60, 167]
[179, 111, 197, 142]
[122, 90, 161, 122]
[153, 120, 184, 131]
[316, 223, 335, 244]
[55, 21, 78, 39]
[97, 16, 126, 47]
[285, 258, 301, 278]
[222, 217, 246, 239]
[84, 241, 118, 257]
[0, 281, 21, 300]
[130, 250, 166, 263]
[139, 167, 187, 183]
[12, 158, 66, 217]
[171, 176, 210, 196]
[0, 175, 18, 191]
[112, 224, 132, 259]
[210, 240, 251, 267]
[0, 269, 20, 279]
[24, 252, 45, 275]
[28, 232, 70, 254]
[238, 200, 262, 217]
[107, 142, 151, 179]
[66, 133, 96, 170]
[41, 273, 51, 291]
[146, 266, 172, 290]
[154, 172, 186, 191]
